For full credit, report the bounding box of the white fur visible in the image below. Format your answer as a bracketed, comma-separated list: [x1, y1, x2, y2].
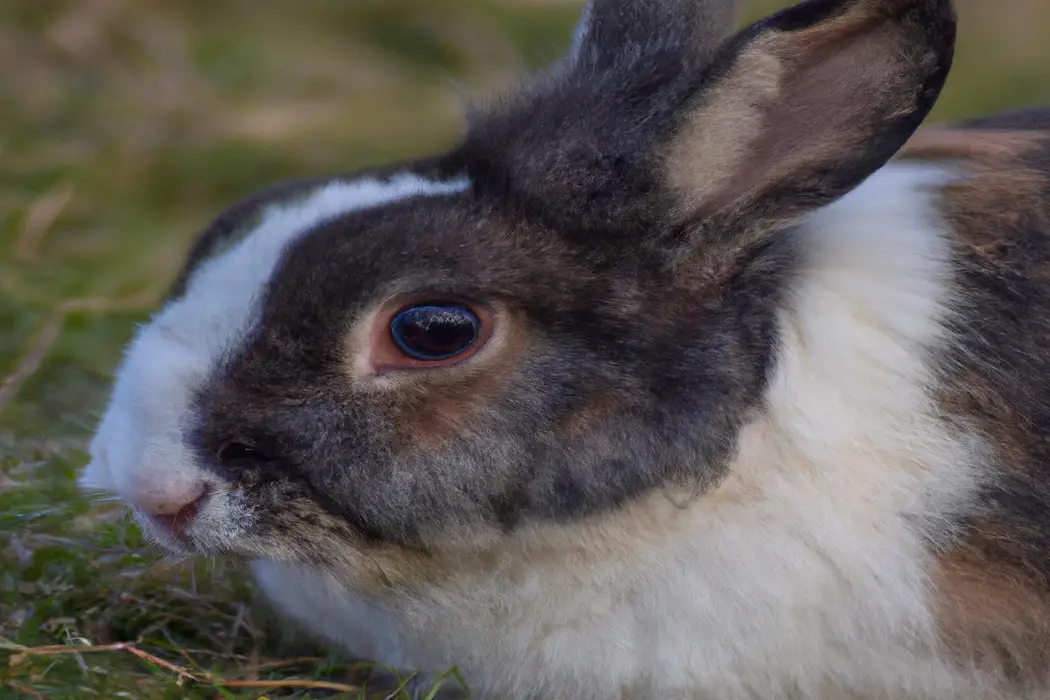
[569, 0, 594, 63]
[251, 161, 997, 699]
[80, 173, 470, 517]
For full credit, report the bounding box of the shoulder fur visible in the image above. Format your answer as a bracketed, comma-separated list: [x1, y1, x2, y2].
[897, 109, 1050, 691]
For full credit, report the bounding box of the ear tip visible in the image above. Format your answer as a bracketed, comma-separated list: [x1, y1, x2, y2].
[766, 0, 958, 60]
[911, 0, 959, 27]
[565, 0, 747, 72]
[881, 0, 959, 38]
[911, 0, 959, 67]
[769, 0, 956, 24]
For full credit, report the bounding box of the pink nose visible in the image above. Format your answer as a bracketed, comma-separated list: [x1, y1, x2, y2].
[138, 485, 208, 534]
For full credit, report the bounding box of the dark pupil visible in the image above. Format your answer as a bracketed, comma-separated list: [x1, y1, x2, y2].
[217, 441, 260, 465]
[391, 304, 480, 360]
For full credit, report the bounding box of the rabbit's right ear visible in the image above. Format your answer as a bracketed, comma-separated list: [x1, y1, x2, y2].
[658, 0, 958, 233]
[567, 0, 742, 70]
[464, 0, 955, 249]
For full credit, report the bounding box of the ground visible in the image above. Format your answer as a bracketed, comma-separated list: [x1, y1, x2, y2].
[2, 1, 1049, 698]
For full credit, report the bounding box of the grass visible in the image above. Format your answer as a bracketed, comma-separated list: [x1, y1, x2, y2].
[2, 0, 1050, 697]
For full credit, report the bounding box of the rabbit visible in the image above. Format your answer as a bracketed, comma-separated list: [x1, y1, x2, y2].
[77, 0, 1050, 696]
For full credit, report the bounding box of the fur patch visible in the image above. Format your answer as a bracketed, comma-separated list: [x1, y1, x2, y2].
[898, 117, 1050, 687]
[935, 547, 1050, 690]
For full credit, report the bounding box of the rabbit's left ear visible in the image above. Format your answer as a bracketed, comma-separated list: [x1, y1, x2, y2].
[568, 0, 742, 70]
[663, 0, 956, 230]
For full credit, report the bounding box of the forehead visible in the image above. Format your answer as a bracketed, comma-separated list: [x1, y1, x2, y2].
[262, 187, 588, 324]
[152, 172, 470, 372]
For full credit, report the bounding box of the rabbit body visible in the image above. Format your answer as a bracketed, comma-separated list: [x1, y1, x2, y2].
[80, 0, 1050, 698]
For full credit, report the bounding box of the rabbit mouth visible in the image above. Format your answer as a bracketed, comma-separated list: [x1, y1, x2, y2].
[128, 482, 367, 573]
[126, 484, 264, 560]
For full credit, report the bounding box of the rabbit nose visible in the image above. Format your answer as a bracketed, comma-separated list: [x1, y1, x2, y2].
[138, 484, 208, 534]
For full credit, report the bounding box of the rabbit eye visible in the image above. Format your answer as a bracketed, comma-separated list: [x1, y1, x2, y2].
[366, 297, 495, 375]
[390, 304, 481, 361]
[216, 440, 262, 465]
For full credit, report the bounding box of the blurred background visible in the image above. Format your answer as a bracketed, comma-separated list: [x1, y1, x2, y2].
[1, 1, 1049, 697]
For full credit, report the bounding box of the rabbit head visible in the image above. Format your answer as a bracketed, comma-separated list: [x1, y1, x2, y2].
[83, 0, 955, 556]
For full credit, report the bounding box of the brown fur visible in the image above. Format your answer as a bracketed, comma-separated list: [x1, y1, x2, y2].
[900, 128, 1049, 240]
[937, 369, 1033, 472]
[555, 391, 629, 440]
[901, 127, 1047, 162]
[901, 113, 1050, 681]
[935, 547, 1050, 686]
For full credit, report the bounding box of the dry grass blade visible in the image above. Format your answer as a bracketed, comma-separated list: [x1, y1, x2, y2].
[212, 678, 360, 691]
[232, 656, 327, 673]
[6, 641, 360, 693]
[14, 185, 75, 263]
[3, 680, 45, 698]
[0, 288, 167, 412]
[0, 308, 70, 412]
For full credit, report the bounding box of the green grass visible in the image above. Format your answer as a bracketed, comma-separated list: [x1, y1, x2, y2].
[2, 1, 1049, 697]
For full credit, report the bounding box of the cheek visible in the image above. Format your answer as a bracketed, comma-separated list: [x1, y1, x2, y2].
[553, 388, 629, 440]
[395, 381, 497, 448]
[240, 488, 436, 584]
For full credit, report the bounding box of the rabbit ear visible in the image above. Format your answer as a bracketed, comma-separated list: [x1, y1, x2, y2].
[662, 0, 956, 231]
[567, 0, 742, 70]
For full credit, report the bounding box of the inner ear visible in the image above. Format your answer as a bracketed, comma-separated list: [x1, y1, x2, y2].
[664, 0, 956, 227]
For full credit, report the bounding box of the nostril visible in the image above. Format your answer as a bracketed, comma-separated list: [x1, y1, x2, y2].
[141, 485, 209, 535]
[171, 491, 205, 531]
